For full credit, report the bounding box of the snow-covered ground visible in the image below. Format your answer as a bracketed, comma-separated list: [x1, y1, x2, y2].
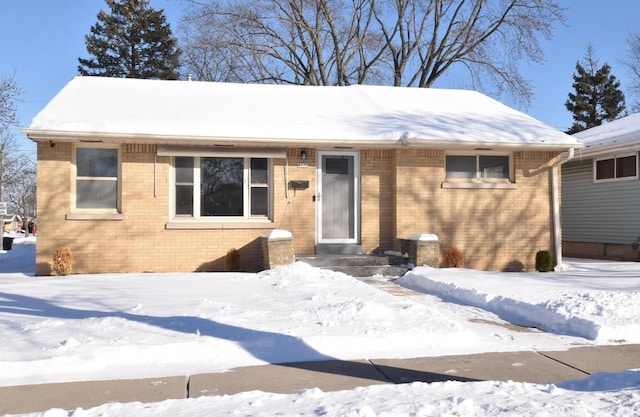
[2, 235, 640, 416]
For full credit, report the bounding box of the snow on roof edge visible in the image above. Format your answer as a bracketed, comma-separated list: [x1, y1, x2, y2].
[572, 113, 640, 154]
[25, 76, 582, 149]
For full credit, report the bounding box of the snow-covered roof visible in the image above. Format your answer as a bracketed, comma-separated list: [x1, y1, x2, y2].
[572, 112, 640, 156]
[24, 76, 581, 150]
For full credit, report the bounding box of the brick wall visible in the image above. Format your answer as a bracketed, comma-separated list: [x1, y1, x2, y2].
[36, 142, 72, 275]
[37, 143, 277, 274]
[274, 149, 316, 255]
[36, 143, 558, 274]
[361, 150, 396, 253]
[394, 149, 557, 271]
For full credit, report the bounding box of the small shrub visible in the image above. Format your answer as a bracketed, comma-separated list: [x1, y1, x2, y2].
[224, 248, 240, 271]
[443, 247, 464, 268]
[52, 247, 73, 276]
[535, 250, 553, 272]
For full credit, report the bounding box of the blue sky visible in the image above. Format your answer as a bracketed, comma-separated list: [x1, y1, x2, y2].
[1, 0, 639, 156]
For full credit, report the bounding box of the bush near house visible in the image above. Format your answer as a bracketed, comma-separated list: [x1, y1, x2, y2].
[224, 248, 240, 271]
[443, 247, 464, 268]
[535, 250, 553, 272]
[52, 247, 73, 276]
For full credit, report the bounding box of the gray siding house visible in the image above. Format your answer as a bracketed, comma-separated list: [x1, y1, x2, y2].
[562, 113, 640, 260]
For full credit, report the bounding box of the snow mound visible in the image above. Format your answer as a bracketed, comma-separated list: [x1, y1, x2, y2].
[398, 266, 640, 342]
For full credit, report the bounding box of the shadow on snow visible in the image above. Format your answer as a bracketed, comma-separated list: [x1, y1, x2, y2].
[0, 291, 478, 385]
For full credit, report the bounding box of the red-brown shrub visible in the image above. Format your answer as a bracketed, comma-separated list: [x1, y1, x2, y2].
[53, 247, 73, 276]
[443, 247, 464, 268]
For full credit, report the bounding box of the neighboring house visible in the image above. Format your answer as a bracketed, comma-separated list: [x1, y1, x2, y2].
[24, 76, 581, 275]
[2, 214, 22, 233]
[562, 113, 640, 261]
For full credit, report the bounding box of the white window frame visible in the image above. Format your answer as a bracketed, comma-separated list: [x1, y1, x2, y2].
[593, 152, 639, 183]
[70, 144, 121, 214]
[170, 155, 273, 222]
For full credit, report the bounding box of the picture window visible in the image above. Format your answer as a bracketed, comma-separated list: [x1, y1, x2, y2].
[173, 156, 271, 219]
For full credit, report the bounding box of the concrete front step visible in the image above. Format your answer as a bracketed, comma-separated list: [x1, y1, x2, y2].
[297, 254, 410, 277]
[298, 254, 406, 267]
[315, 244, 363, 255]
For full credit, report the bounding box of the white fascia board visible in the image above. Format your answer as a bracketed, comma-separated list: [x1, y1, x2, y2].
[24, 129, 580, 152]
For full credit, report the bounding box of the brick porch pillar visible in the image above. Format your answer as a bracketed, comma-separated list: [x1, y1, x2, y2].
[398, 234, 440, 268]
[261, 230, 295, 270]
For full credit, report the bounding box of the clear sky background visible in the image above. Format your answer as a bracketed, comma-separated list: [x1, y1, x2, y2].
[1, 0, 639, 157]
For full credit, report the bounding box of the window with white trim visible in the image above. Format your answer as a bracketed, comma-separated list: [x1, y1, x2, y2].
[173, 156, 271, 219]
[594, 153, 638, 182]
[445, 154, 511, 180]
[74, 146, 120, 210]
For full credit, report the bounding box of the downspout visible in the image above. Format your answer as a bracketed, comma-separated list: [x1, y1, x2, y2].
[154, 151, 157, 198]
[285, 155, 289, 199]
[551, 147, 575, 271]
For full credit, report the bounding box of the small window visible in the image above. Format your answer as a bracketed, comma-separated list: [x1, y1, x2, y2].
[250, 158, 269, 216]
[175, 157, 194, 216]
[75, 147, 119, 210]
[446, 154, 511, 180]
[595, 153, 638, 182]
[173, 156, 271, 219]
[479, 156, 509, 179]
[446, 155, 476, 179]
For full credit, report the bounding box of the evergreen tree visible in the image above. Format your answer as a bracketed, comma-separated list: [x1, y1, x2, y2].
[78, 0, 181, 79]
[565, 45, 625, 134]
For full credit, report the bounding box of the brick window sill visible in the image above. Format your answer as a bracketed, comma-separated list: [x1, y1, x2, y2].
[165, 220, 276, 230]
[441, 181, 517, 190]
[66, 213, 125, 220]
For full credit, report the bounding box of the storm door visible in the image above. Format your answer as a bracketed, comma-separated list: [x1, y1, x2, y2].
[317, 151, 359, 244]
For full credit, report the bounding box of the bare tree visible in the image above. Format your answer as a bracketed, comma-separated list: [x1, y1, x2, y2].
[180, 9, 251, 82]
[0, 74, 21, 132]
[621, 31, 640, 111]
[181, 0, 384, 85]
[179, 0, 564, 106]
[0, 74, 27, 234]
[4, 159, 36, 237]
[1, 134, 31, 201]
[1, 133, 34, 235]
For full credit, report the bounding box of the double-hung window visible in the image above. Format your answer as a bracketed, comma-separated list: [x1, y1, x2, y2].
[594, 153, 638, 182]
[74, 146, 120, 211]
[173, 156, 271, 219]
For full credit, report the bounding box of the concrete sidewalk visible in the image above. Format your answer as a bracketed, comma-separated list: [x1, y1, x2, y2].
[1, 344, 639, 415]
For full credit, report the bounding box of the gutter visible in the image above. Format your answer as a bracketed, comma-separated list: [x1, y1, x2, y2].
[576, 143, 640, 159]
[551, 147, 575, 271]
[23, 129, 581, 152]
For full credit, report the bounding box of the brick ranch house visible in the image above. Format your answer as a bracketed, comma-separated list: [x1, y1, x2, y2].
[24, 76, 582, 275]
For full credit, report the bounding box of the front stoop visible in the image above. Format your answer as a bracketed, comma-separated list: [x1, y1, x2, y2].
[297, 254, 410, 277]
[315, 244, 362, 255]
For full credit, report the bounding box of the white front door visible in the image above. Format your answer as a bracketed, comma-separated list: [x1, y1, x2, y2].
[317, 151, 359, 244]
